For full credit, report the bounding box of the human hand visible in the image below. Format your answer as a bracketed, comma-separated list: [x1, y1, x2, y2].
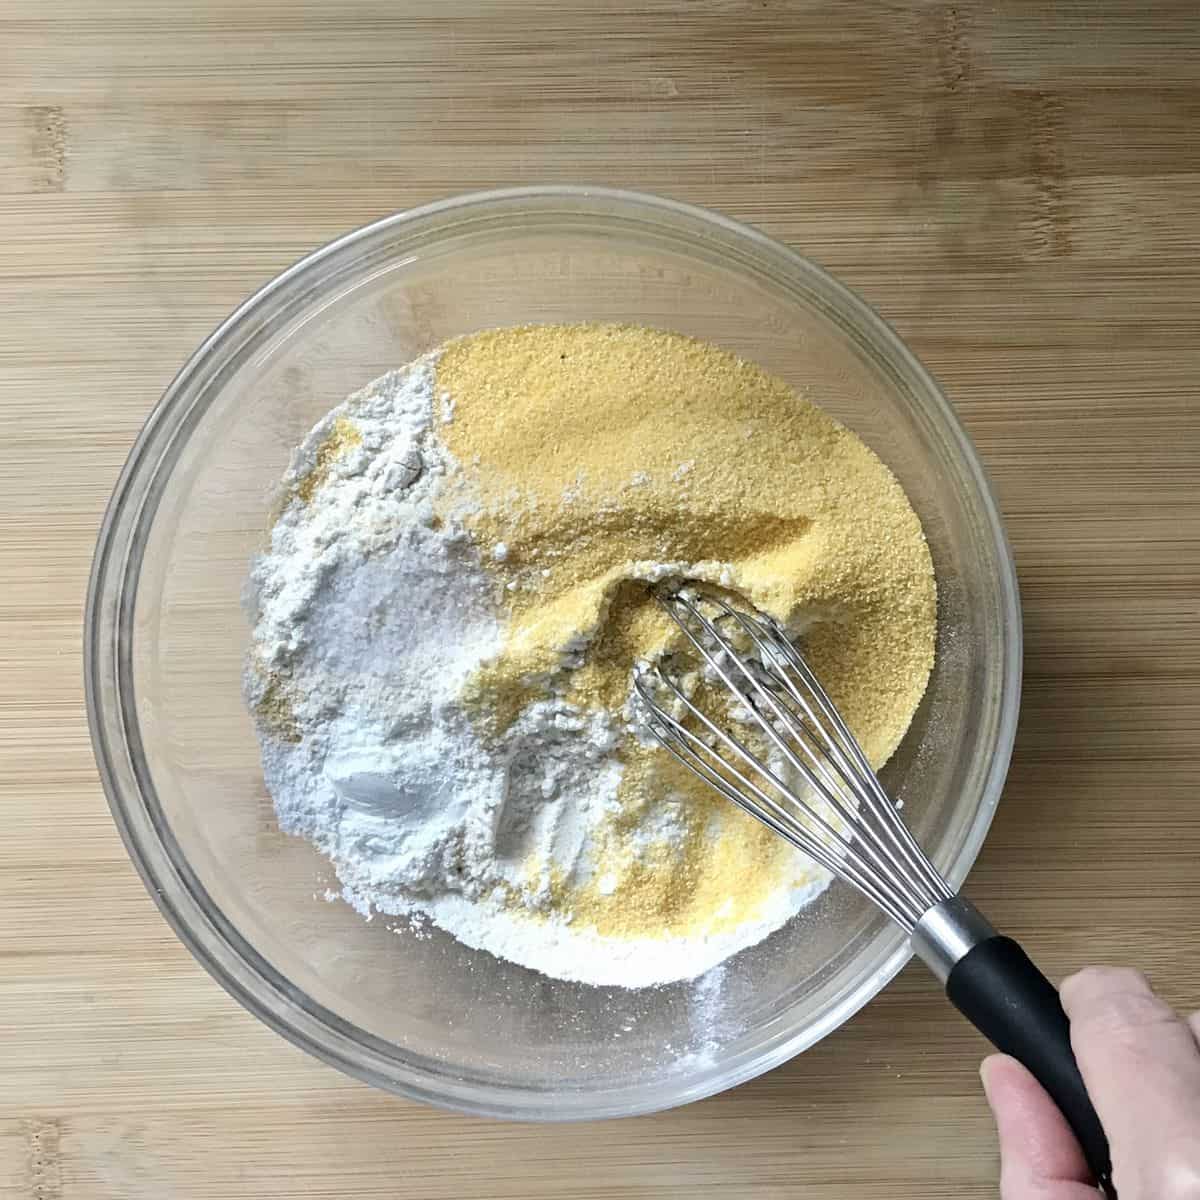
[981, 967, 1200, 1198]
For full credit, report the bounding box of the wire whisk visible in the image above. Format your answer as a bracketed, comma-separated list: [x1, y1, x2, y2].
[632, 586, 1114, 1198]
[633, 589, 951, 931]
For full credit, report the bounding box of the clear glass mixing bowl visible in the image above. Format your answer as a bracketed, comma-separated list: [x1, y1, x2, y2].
[86, 187, 1020, 1119]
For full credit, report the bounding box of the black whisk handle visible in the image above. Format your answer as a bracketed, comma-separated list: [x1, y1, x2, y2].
[946, 935, 1114, 1198]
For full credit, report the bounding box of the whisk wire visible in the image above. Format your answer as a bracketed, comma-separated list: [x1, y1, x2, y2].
[661, 592, 939, 923]
[636, 699, 916, 928]
[661, 597, 866, 818]
[762, 625, 951, 904]
[716, 592, 952, 908]
[639, 663, 918, 920]
[635, 588, 951, 930]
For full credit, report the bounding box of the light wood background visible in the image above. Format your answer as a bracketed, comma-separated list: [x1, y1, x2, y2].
[2, 2, 1199, 1197]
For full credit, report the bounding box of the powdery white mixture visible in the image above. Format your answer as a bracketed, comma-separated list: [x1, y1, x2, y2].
[244, 354, 826, 988]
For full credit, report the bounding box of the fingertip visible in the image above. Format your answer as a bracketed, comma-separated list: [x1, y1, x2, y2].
[978, 1054, 1038, 1135]
[979, 1053, 1008, 1107]
[978, 1054, 1092, 1191]
[979, 1053, 1046, 1127]
[981, 1051, 1006, 1076]
[1060, 965, 1150, 1014]
[979, 1055, 1021, 1134]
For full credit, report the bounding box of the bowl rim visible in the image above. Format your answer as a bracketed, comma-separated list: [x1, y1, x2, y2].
[84, 184, 1022, 1119]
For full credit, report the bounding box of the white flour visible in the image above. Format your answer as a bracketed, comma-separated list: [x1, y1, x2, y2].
[245, 356, 823, 988]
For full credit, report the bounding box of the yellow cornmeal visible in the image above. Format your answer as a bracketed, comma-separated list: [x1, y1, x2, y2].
[295, 415, 362, 504]
[435, 323, 936, 943]
[254, 671, 301, 744]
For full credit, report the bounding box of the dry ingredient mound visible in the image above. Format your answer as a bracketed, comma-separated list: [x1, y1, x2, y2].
[244, 323, 936, 988]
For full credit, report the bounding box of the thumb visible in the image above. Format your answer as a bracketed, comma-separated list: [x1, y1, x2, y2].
[980, 1055, 1096, 1199]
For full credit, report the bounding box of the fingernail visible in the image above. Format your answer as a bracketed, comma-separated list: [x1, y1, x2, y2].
[979, 1055, 1001, 1102]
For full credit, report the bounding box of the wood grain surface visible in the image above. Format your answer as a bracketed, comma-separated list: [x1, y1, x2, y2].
[2, 2, 1199, 1196]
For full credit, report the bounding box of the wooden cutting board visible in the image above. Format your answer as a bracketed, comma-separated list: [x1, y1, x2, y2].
[2, 2, 1198, 1196]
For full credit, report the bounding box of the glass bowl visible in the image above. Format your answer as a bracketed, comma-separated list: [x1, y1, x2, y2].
[86, 186, 1020, 1119]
